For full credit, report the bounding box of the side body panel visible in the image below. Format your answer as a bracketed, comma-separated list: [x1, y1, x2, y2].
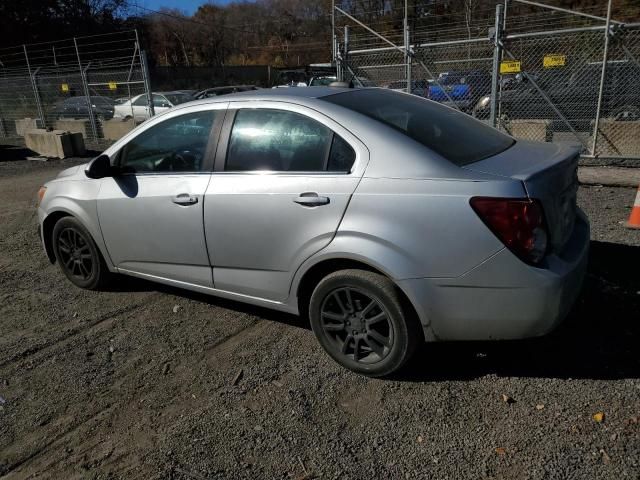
[97, 174, 213, 286]
[38, 176, 112, 268]
[206, 174, 360, 301]
[204, 100, 370, 302]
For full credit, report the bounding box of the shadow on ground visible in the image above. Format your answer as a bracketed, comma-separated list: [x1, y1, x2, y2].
[103, 240, 640, 381]
[0, 143, 100, 162]
[0, 145, 37, 162]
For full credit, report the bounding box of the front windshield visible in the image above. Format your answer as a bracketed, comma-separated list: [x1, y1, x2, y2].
[164, 94, 191, 105]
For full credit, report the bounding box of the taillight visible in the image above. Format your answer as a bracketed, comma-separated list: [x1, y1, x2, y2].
[470, 197, 548, 265]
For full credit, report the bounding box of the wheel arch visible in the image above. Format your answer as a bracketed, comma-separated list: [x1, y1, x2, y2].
[42, 211, 72, 263]
[294, 256, 424, 341]
[41, 201, 115, 271]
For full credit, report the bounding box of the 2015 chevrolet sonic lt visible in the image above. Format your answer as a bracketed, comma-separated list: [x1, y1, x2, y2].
[37, 87, 589, 376]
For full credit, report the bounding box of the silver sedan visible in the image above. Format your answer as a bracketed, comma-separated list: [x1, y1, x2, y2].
[37, 87, 589, 376]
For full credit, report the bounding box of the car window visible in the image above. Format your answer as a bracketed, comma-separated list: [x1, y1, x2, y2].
[164, 93, 190, 105]
[132, 95, 148, 106]
[153, 94, 171, 108]
[119, 110, 217, 173]
[324, 89, 514, 166]
[226, 109, 339, 172]
[327, 134, 356, 172]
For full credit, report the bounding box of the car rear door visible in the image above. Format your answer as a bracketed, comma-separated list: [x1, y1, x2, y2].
[97, 104, 227, 286]
[203, 101, 368, 302]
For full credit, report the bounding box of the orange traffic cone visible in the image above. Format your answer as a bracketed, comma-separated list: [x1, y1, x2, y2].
[625, 185, 640, 229]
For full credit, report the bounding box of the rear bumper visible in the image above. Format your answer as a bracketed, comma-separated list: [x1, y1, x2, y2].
[399, 210, 590, 341]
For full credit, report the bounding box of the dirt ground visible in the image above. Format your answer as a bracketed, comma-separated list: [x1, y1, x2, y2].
[1, 153, 639, 480]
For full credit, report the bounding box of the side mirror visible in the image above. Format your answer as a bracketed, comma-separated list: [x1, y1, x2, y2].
[85, 154, 116, 179]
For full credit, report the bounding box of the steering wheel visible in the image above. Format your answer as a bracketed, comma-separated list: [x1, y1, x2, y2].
[168, 150, 197, 171]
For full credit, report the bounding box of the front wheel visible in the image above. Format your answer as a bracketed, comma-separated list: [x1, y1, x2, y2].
[52, 217, 110, 290]
[309, 269, 422, 377]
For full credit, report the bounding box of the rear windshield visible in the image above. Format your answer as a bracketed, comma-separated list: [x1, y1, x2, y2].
[323, 89, 514, 165]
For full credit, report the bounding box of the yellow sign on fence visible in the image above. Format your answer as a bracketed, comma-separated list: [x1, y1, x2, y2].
[61, 83, 69, 92]
[543, 54, 566, 68]
[108, 81, 118, 90]
[500, 60, 521, 74]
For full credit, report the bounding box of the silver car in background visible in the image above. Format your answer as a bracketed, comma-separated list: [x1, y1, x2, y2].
[37, 87, 589, 376]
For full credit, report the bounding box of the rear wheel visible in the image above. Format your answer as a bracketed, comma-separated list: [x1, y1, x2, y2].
[309, 269, 421, 377]
[52, 217, 110, 290]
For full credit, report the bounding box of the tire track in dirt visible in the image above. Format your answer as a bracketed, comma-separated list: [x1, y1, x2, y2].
[1, 405, 115, 478]
[0, 312, 267, 477]
[0, 297, 159, 370]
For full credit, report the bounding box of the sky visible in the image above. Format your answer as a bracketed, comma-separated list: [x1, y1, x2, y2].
[135, 0, 233, 16]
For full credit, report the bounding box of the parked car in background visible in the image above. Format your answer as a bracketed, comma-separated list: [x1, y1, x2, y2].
[52, 96, 115, 121]
[174, 89, 198, 98]
[309, 75, 337, 87]
[310, 76, 376, 88]
[428, 71, 491, 112]
[38, 87, 588, 377]
[113, 92, 192, 122]
[272, 69, 309, 88]
[474, 61, 640, 124]
[193, 85, 259, 99]
[387, 79, 430, 97]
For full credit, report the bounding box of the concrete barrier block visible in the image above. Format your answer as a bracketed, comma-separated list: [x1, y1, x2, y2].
[595, 120, 640, 157]
[102, 118, 136, 141]
[15, 118, 39, 137]
[68, 132, 86, 156]
[509, 119, 551, 142]
[54, 119, 90, 139]
[24, 129, 75, 159]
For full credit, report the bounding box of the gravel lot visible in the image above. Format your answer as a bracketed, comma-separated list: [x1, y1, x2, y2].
[0, 151, 639, 479]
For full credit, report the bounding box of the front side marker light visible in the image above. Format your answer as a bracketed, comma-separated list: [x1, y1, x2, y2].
[37, 186, 47, 206]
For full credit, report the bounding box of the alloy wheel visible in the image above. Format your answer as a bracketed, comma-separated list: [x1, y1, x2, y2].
[320, 287, 394, 364]
[57, 227, 94, 281]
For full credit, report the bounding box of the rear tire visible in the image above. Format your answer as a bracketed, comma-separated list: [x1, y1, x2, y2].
[309, 269, 421, 377]
[52, 217, 110, 290]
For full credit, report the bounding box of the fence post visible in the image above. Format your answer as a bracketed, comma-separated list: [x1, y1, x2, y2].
[140, 50, 155, 117]
[24, 45, 46, 129]
[74, 38, 99, 141]
[331, 0, 336, 65]
[490, 4, 504, 127]
[591, 0, 613, 157]
[405, 21, 411, 94]
[343, 26, 349, 83]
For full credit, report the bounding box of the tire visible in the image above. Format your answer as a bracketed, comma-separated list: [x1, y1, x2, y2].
[52, 217, 110, 290]
[309, 269, 422, 377]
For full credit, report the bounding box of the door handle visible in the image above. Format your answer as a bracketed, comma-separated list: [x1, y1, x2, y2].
[294, 192, 330, 207]
[172, 193, 198, 206]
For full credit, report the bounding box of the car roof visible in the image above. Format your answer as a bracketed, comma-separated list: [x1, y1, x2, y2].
[193, 86, 353, 104]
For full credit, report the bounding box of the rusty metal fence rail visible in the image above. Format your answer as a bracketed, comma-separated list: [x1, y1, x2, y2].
[0, 30, 152, 148]
[334, 2, 640, 161]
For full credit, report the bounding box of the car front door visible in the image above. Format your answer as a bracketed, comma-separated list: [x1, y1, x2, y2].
[153, 94, 172, 116]
[204, 102, 368, 302]
[97, 104, 227, 286]
[130, 94, 149, 121]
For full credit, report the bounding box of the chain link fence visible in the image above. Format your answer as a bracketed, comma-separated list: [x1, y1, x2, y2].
[0, 31, 152, 149]
[335, 4, 640, 161]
